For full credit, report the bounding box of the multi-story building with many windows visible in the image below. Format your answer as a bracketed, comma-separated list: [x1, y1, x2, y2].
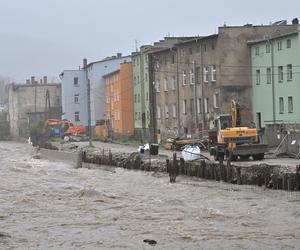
[103, 62, 134, 136]
[60, 54, 131, 126]
[249, 26, 300, 127]
[151, 24, 298, 141]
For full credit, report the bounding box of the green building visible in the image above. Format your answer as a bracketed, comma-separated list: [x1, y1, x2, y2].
[132, 46, 152, 141]
[249, 27, 300, 128]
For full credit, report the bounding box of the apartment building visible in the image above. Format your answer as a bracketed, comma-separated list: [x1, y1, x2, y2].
[152, 23, 298, 140]
[104, 62, 134, 136]
[249, 26, 300, 127]
[132, 37, 197, 142]
[60, 54, 131, 126]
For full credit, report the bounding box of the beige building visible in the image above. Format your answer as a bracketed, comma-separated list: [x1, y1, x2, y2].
[151, 24, 298, 140]
[8, 77, 61, 138]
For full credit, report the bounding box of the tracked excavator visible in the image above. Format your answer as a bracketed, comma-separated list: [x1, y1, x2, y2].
[209, 99, 268, 162]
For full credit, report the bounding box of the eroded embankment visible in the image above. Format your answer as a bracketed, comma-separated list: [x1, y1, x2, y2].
[78, 150, 300, 191]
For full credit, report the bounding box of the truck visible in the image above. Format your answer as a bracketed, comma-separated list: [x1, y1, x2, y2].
[209, 99, 268, 162]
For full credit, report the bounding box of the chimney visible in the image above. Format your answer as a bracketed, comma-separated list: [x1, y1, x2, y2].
[31, 76, 35, 84]
[83, 58, 87, 68]
[117, 53, 122, 58]
[26, 79, 30, 84]
[292, 18, 299, 25]
[43, 76, 47, 85]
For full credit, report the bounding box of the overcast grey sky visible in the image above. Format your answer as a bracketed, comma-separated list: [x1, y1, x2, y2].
[0, 0, 299, 82]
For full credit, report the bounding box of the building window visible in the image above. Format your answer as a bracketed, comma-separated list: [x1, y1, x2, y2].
[255, 47, 259, 56]
[278, 66, 283, 82]
[181, 49, 185, 57]
[182, 99, 187, 114]
[138, 94, 140, 103]
[266, 43, 271, 53]
[190, 98, 194, 113]
[287, 64, 293, 81]
[277, 40, 282, 51]
[171, 54, 175, 64]
[156, 105, 161, 119]
[135, 112, 137, 120]
[203, 66, 209, 83]
[182, 71, 187, 85]
[196, 46, 200, 53]
[134, 94, 137, 103]
[279, 97, 284, 114]
[156, 80, 160, 92]
[74, 77, 79, 87]
[172, 104, 176, 118]
[134, 76, 136, 85]
[163, 78, 168, 91]
[189, 48, 193, 55]
[213, 92, 219, 108]
[197, 98, 202, 114]
[204, 98, 208, 113]
[266, 68, 271, 84]
[288, 96, 293, 113]
[287, 39, 291, 48]
[74, 94, 79, 104]
[75, 111, 80, 122]
[165, 105, 169, 119]
[256, 69, 261, 85]
[171, 76, 176, 90]
[211, 65, 216, 82]
[190, 69, 195, 84]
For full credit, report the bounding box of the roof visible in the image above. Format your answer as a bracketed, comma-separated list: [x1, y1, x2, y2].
[10, 83, 61, 90]
[84, 55, 131, 69]
[149, 34, 219, 55]
[102, 69, 120, 78]
[174, 34, 218, 46]
[247, 31, 299, 45]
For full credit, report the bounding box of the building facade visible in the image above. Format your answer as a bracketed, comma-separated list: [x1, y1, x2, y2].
[132, 37, 197, 142]
[104, 62, 134, 136]
[249, 27, 300, 127]
[60, 70, 87, 125]
[8, 78, 61, 138]
[60, 54, 131, 126]
[152, 24, 298, 141]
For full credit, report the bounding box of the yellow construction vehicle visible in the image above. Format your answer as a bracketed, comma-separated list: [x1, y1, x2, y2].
[209, 99, 268, 162]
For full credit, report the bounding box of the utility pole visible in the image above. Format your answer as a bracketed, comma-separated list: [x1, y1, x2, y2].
[148, 53, 156, 143]
[87, 77, 93, 147]
[193, 61, 199, 137]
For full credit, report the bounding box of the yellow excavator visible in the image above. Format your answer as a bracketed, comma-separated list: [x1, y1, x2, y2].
[209, 99, 268, 162]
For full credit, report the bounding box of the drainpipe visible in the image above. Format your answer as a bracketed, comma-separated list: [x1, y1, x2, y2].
[176, 47, 181, 137]
[270, 40, 276, 124]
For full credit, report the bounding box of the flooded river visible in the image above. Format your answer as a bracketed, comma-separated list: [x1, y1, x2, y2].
[0, 141, 300, 249]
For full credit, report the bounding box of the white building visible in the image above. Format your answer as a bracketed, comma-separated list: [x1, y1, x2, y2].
[60, 54, 131, 126]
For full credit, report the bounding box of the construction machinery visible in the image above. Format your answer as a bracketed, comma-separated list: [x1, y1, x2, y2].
[209, 99, 268, 162]
[42, 119, 86, 137]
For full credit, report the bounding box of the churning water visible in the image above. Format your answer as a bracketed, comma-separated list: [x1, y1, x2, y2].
[0, 141, 299, 249]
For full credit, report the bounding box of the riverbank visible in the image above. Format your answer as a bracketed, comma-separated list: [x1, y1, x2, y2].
[39, 140, 300, 191]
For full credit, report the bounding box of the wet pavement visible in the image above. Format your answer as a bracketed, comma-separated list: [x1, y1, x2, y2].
[0, 141, 300, 249]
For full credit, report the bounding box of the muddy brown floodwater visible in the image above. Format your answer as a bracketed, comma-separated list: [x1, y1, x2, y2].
[0, 141, 300, 250]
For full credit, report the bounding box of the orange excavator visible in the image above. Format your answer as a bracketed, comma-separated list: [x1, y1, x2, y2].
[42, 119, 86, 137]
